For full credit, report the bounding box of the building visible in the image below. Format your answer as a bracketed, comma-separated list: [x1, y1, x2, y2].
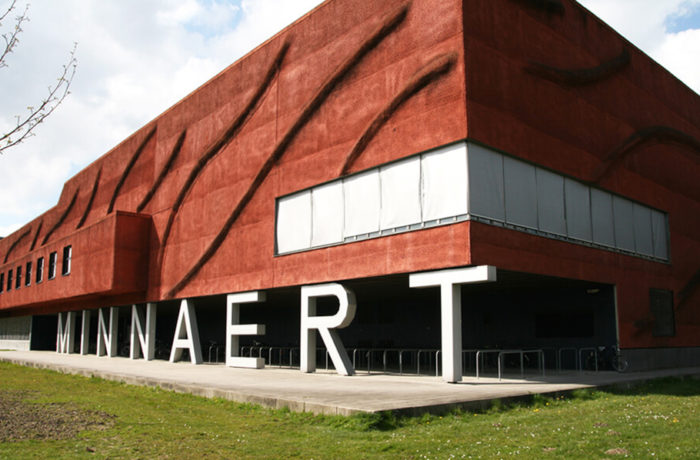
[0, 0, 698, 381]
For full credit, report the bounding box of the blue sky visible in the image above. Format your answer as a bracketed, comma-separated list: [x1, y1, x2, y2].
[666, 1, 700, 32]
[0, 0, 698, 237]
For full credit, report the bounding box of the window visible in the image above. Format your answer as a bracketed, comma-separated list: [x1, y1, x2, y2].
[6, 269, 12, 291]
[650, 289, 675, 337]
[62, 245, 72, 276]
[0, 273, 4, 293]
[275, 141, 670, 262]
[25, 261, 32, 287]
[36, 257, 44, 284]
[15, 266, 21, 289]
[48, 252, 57, 280]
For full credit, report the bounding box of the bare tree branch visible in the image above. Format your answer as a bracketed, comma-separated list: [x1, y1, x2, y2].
[0, 0, 27, 68]
[0, 1, 78, 154]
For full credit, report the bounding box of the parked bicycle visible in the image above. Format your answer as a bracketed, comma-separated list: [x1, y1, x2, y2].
[583, 345, 629, 372]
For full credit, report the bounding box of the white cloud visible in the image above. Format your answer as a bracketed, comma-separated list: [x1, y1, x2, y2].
[578, 0, 700, 92]
[0, 0, 323, 236]
[0, 0, 697, 237]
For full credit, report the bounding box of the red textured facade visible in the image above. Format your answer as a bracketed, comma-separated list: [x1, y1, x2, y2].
[0, 0, 698, 355]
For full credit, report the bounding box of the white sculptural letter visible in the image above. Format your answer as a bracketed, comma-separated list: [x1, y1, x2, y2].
[300, 283, 356, 376]
[97, 307, 118, 357]
[80, 310, 91, 355]
[409, 265, 496, 383]
[56, 311, 76, 354]
[170, 299, 203, 364]
[130, 303, 156, 360]
[226, 291, 266, 368]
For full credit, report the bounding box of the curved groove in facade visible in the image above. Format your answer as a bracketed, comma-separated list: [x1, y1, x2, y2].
[158, 41, 291, 257]
[340, 52, 457, 176]
[510, 0, 565, 15]
[3, 228, 31, 264]
[41, 187, 80, 246]
[164, 3, 411, 299]
[29, 220, 42, 251]
[525, 48, 630, 86]
[76, 168, 102, 229]
[591, 125, 700, 183]
[107, 126, 158, 214]
[137, 129, 187, 213]
[678, 268, 700, 310]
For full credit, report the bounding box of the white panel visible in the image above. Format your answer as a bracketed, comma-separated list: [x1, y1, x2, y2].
[536, 168, 566, 235]
[468, 143, 505, 221]
[651, 210, 669, 260]
[276, 190, 312, 253]
[504, 157, 537, 229]
[311, 182, 344, 247]
[613, 196, 635, 252]
[633, 203, 653, 256]
[591, 188, 615, 247]
[380, 157, 421, 229]
[343, 170, 380, 237]
[421, 143, 468, 221]
[564, 179, 592, 241]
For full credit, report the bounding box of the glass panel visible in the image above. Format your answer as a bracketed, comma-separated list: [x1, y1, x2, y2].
[504, 156, 537, 229]
[311, 182, 344, 247]
[633, 204, 653, 256]
[564, 179, 592, 241]
[25, 262, 31, 286]
[591, 188, 616, 247]
[651, 209, 669, 260]
[468, 143, 505, 221]
[36, 257, 44, 283]
[276, 190, 312, 253]
[650, 289, 675, 336]
[62, 246, 72, 276]
[421, 143, 468, 221]
[343, 170, 380, 237]
[380, 157, 421, 229]
[613, 196, 635, 252]
[536, 168, 566, 235]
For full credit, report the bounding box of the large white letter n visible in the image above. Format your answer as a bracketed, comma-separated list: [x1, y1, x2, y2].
[300, 283, 356, 376]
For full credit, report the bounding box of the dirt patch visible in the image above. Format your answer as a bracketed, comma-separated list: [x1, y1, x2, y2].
[0, 390, 115, 442]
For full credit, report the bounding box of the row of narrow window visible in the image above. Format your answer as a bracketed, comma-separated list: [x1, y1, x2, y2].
[0, 246, 71, 294]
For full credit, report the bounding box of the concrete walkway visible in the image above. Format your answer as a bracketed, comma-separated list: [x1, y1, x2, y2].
[1, 350, 698, 416]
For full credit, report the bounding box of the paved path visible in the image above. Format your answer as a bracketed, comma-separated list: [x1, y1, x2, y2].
[1, 351, 698, 415]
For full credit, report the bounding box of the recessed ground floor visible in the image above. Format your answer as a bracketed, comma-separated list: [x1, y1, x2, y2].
[2, 266, 697, 378]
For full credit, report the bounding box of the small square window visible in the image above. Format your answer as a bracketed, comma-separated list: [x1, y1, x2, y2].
[15, 266, 22, 289]
[36, 257, 44, 284]
[48, 252, 57, 280]
[25, 261, 32, 287]
[6, 269, 12, 291]
[62, 245, 72, 276]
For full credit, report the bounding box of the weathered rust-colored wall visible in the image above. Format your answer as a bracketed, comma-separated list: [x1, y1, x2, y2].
[0, 0, 697, 354]
[0, 212, 150, 314]
[0, 0, 468, 307]
[463, 0, 700, 348]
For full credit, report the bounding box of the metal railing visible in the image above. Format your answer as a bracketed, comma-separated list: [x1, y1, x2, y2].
[199, 343, 613, 377]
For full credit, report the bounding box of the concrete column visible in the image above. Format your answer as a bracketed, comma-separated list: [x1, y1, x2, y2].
[300, 283, 356, 376]
[80, 310, 91, 355]
[96, 307, 118, 357]
[410, 265, 496, 383]
[56, 311, 76, 354]
[170, 299, 202, 364]
[226, 291, 266, 368]
[130, 303, 156, 360]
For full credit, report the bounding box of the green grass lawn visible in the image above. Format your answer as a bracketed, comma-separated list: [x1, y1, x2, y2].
[0, 362, 698, 459]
